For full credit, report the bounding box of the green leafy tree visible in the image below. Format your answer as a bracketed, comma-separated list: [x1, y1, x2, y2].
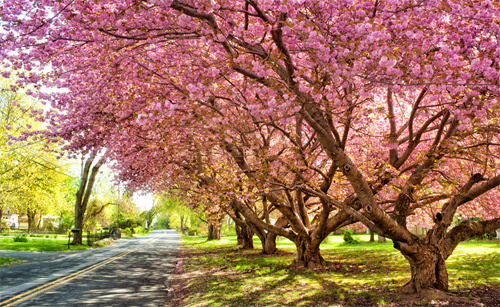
[0, 78, 71, 231]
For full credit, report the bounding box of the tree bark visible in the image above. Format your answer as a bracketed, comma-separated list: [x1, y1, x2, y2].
[72, 157, 103, 245]
[238, 223, 254, 249]
[294, 237, 325, 268]
[27, 209, 36, 233]
[262, 232, 277, 254]
[398, 244, 448, 293]
[180, 215, 186, 235]
[369, 229, 375, 242]
[37, 212, 42, 230]
[235, 222, 243, 245]
[207, 224, 221, 240]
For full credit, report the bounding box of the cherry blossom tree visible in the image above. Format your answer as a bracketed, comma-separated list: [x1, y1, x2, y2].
[2, 0, 500, 295]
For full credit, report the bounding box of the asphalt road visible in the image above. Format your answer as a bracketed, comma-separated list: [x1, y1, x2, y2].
[0, 229, 180, 306]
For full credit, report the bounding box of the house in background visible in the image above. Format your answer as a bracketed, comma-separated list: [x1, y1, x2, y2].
[1, 209, 19, 228]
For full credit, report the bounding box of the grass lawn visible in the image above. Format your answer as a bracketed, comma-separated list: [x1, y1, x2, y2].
[168, 234, 500, 307]
[0, 237, 95, 252]
[0, 256, 22, 266]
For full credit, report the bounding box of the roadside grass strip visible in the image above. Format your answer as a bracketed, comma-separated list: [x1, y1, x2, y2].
[0, 257, 21, 267]
[0, 236, 162, 307]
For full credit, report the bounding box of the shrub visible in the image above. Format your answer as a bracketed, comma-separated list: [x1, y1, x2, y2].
[133, 226, 144, 235]
[92, 238, 113, 247]
[123, 227, 133, 237]
[469, 231, 496, 241]
[342, 229, 359, 244]
[13, 235, 28, 242]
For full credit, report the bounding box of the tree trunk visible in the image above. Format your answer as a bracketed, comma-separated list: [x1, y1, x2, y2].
[262, 232, 277, 254]
[235, 223, 243, 245]
[0, 207, 3, 229]
[180, 215, 186, 235]
[27, 209, 37, 233]
[238, 223, 254, 249]
[294, 237, 325, 268]
[37, 213, 42, 230]
[207, 224, 221, 240]
[369, 229, 375, 242]
[72, 157, 103, 245]
[397, 243, 448, 293]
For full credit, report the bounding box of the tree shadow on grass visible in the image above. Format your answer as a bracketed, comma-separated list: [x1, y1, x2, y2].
[169, 245, 500, 307]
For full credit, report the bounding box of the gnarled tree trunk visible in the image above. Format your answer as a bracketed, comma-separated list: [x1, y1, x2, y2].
[394, 240, 449, 294]
[294, 237, 325, 268]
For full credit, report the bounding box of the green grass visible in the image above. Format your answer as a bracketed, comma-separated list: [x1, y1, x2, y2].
[0, 256, 22, 266]
[1, 232, 67, 239]
[0, 237, 95, 251]
[177, 234, 500, 307]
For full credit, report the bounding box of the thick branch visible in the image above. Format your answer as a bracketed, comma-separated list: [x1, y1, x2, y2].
[443, 217, 500, 259]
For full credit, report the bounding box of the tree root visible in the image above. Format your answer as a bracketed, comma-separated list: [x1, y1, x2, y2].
[399, 286, 480, 305]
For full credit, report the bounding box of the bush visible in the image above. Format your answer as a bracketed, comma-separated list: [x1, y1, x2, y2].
[13, 235, 28, 242]
[342, 229, 359, 244]
[92, 238, 113, 247]
[133, 226, 144, 235]
[469, 231, 496, 241]
[123, 227, 133, 237]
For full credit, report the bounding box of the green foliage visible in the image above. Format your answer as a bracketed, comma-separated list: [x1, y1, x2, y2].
[133, 226, 145, 235]
[155, 194, 205, 233]
[92, 238, 113, 247]
[1, 221, 10, 234]
[154, 212, 170, 229]
[13, 235, 28, 242]
[342, 229, 359, 244]
[57, 209, 74, 233]
[123, 227, 133, 237]
[111, 210, 143, 230]
[221, 221, 236, 236]
[469, 231, 496, 241]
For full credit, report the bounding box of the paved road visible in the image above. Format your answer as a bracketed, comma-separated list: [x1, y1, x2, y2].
[0, 230, 180, 306]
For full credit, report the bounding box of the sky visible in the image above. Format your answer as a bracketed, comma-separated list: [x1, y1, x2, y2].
[132, 193, 154, 211]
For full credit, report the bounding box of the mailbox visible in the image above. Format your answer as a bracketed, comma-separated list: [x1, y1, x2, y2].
[71, 228, 80, 233]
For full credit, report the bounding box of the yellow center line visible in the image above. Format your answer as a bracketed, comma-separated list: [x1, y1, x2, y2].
[0, 236, 162, 307]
